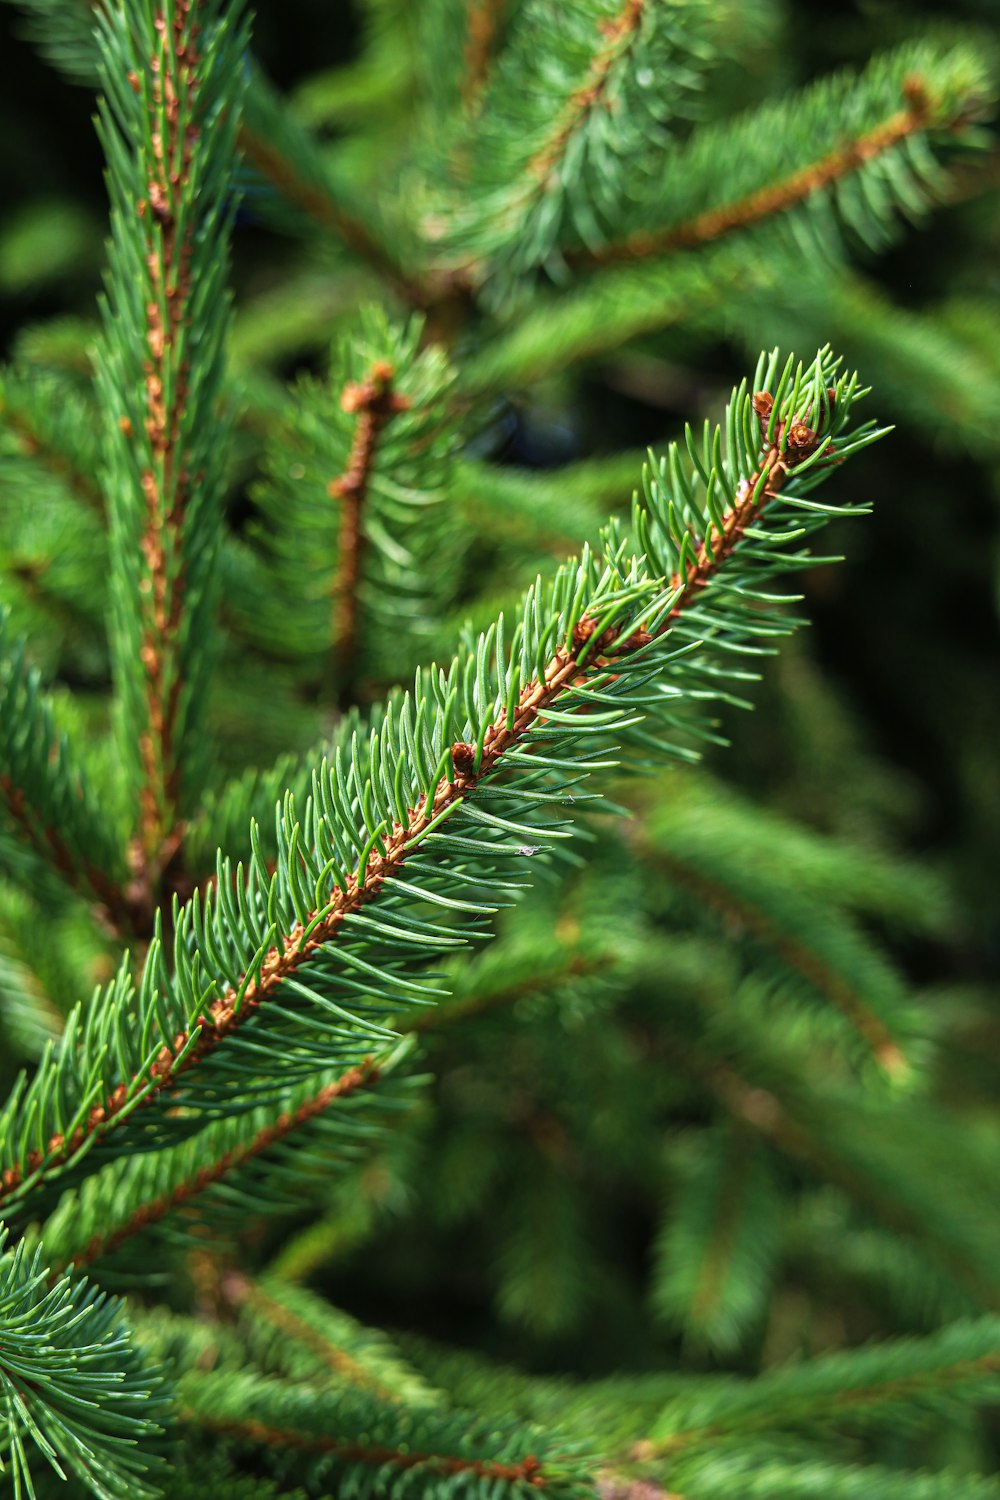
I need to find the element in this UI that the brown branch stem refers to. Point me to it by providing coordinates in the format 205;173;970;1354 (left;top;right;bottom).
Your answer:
63;951;602;1269
329;361;409;705
133;2;201;869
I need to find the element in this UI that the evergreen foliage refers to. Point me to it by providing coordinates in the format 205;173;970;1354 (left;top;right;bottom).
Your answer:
0;0;997;1497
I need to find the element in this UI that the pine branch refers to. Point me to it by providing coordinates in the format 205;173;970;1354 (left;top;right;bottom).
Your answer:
246;309;460;696
96;0;247;878
2;0;435;306
567;38;993;269
651;1125;780;1355
665;1451;1000;1500
787;1203;978;1331
575;82;931;267
723;270;1000;460
646;772;950;935
41;1048;420;1274
389;1338;691;1454
651;847;911;1075
522;0;648;184
0;366;103;514
438;0;711;283
0;350;883;1227
220;1275;439;1407
178;1367;593;1499
464;39;994;391
649;997;1000;1308
0;1230;167;1500
632;1316;1000;1460
0;612;131;925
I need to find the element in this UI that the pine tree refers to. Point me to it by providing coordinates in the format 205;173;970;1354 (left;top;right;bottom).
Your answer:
0;1;998;1497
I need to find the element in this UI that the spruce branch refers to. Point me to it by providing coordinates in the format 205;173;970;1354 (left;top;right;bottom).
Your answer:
0;349;883;1228
651;847;910;1075
218;1274;439;1407
663;1452;1000;1500
464;39;994;392
0;1230;167;1500
96;0;247;878
178;1367;592;1499
651;1125;781;1356
42;1049;419;1274
0;612;131;926
3;0;434;306
0;366;103;514
438;0;711;283
566;38;993;269
220;1274;404;1403
248;310;460;694
521;0;649;187
574;76;934;267
632;1316;1000;1460
653;999;1000;1307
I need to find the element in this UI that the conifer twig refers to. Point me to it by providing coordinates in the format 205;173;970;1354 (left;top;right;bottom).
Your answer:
220;1272;401;1402
51;946;599;1271
630;1344;1000;1461
98;0;245;922
0;772;132;929
653;849;907;1075
180;1408;549;1488
138;418;793;1073
699;1065;1000;1306
0;386;828;1209
65;1059;380;1271
515;0;648;215
329;360;410;703
569;78;935;268
0;399;103;513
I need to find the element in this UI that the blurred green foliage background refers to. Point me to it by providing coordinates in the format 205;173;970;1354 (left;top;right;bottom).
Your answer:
1;0;999;1393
